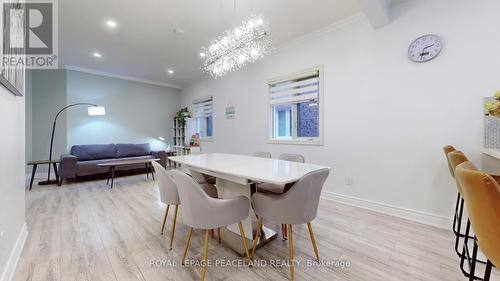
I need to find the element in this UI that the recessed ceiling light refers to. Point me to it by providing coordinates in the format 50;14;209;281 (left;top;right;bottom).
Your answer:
173;27;184;34
167;69;174;74
199;52;206;58
92;52;102;58
106;20;117;28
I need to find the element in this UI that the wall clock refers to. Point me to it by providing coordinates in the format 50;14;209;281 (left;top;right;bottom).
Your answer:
408;34;442;63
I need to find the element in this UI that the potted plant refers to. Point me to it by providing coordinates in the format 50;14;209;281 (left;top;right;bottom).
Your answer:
484;91;500;118
175;107;191;127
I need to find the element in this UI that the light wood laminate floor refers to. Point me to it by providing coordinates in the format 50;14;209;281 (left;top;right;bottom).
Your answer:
14;174;499;281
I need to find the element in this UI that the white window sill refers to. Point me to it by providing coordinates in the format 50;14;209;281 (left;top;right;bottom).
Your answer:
199;137;213;142
267;138;323;146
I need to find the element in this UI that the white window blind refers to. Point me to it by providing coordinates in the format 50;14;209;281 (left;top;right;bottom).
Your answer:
193;97;213;118
269;70;319;105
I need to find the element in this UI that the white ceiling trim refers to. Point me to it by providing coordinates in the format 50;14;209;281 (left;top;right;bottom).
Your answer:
64;65;183;89
275;13;365;52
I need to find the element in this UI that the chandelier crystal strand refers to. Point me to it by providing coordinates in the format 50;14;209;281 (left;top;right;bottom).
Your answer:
201;15;271;78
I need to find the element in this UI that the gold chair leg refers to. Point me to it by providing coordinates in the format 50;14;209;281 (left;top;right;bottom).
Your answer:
169;205;179;250
217;227;222;242
307;222;320;261
160;205;170;235
251;216;264;258
181;227;193;265
201;229;210;281
238;222;251;263
288;224;294;281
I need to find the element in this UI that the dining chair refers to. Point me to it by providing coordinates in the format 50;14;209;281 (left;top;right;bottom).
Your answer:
445;149;471;258
187;151;217;185
257;153;305;240
279;153;305;163
253;151;272;158
455;162;499;281
168;170;251;281
152;161;180;250
152;161;218;250
251;168;330;281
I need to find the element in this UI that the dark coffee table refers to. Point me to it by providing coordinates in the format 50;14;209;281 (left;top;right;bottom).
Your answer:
98;158;159;188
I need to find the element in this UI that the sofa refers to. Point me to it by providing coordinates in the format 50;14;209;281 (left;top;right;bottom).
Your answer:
59;143;166;183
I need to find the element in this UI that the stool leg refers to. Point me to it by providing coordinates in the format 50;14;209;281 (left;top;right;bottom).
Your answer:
468;238;479;281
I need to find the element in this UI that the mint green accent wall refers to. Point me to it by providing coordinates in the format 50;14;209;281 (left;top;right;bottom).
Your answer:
66;70;180;151
28;70;67;173
26;69;180;172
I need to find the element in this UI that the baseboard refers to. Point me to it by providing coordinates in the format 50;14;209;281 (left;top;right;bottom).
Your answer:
321;191;452;230
0;223;28;281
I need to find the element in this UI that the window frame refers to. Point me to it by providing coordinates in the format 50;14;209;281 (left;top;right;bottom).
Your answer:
267;66;324;146
192;96;214;142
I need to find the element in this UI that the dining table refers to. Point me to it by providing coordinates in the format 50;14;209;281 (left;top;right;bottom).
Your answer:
168;153;331;256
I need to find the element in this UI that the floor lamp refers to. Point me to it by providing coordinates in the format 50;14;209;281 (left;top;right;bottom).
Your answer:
38;103;106;185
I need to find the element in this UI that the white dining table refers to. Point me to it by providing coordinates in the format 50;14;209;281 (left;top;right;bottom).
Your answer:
168;153;331;255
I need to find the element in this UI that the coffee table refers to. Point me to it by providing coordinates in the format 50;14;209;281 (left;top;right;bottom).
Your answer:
98;158;159;188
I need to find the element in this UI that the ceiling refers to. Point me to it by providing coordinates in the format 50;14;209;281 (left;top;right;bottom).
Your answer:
59;0;361;87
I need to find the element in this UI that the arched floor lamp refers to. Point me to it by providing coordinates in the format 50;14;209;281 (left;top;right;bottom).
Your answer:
38;103;106;185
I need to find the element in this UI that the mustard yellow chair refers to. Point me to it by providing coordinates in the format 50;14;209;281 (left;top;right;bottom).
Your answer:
445;150;469;257
455;162;499;281
444;147;471;257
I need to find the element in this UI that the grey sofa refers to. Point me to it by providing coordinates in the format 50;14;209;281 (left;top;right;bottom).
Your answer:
59;143;166;183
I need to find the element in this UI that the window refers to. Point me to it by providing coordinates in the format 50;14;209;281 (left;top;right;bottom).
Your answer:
268;67;323;145
193;96;213;140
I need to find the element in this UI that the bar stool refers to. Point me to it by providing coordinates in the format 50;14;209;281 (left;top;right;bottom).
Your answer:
251;168;330;281
168;170;251;281
446;150;471;258
455;162;499;281
152;161;217;250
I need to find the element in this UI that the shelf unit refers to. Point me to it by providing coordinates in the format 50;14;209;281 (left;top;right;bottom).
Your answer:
172;118;190;156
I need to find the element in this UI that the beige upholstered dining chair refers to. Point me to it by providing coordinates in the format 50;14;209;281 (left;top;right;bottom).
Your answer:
257;153;306;240
258;153;306;194
251;168;330;281
279;153;305;163
253;151;272;158
153;161;217;250
152;161;180;250
168;170;251;281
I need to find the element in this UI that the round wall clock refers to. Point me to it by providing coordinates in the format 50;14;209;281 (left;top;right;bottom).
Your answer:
408;34;442;63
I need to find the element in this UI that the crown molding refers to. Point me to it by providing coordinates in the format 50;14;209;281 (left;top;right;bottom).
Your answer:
274;13;366;52
64;65;182;89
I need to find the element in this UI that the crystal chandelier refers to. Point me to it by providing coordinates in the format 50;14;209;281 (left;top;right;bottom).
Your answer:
201;15;271;78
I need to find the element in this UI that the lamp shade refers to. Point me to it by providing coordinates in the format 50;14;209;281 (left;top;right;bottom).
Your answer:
88;106;106;116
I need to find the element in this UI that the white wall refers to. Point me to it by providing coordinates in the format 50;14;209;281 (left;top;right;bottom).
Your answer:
66;70;181;151
181;0;500;226
0;86;26;279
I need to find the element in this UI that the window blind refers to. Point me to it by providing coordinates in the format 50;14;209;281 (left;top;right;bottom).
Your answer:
269;70;319;105
193;97;213;118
